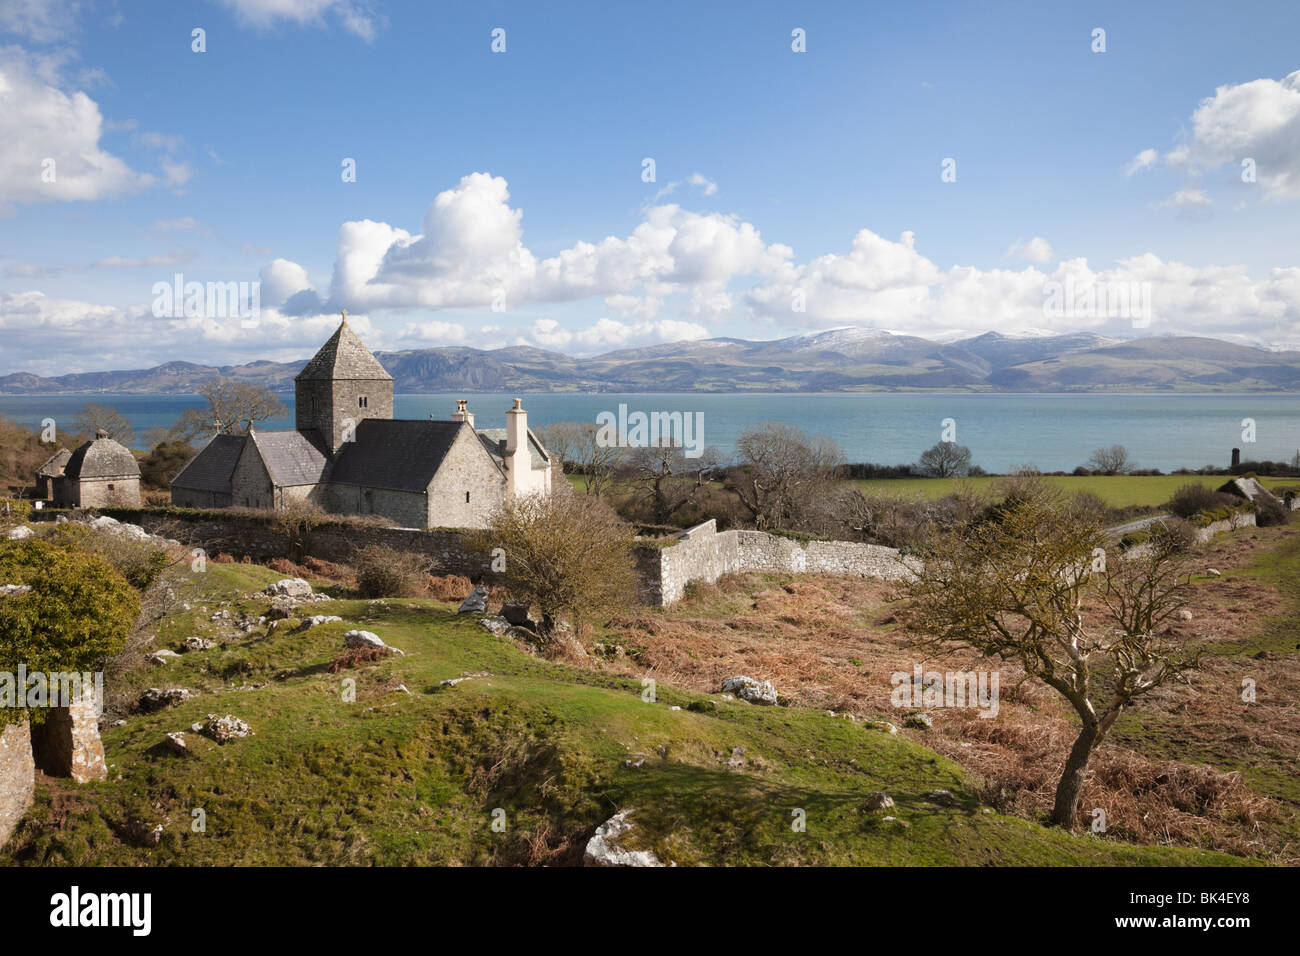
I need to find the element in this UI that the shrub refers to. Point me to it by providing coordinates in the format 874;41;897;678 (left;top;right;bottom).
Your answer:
39;521;171;591
0;497;32;527
0;540;138;726
1254;496;1289;527
352;545;430;598
1167;484;1236;519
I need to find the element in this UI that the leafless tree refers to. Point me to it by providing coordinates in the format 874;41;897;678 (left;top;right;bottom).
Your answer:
725;422;844;531
169;379;287;441
916;441;972;478
905;488;1200;828
624;440;721;526
537;421;626;497
1087;444;1131;475
74;403;136;445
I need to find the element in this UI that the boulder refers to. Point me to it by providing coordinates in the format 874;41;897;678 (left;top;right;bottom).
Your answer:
163;732;188;755
458;585;490;614
199;714;254;744
865;720;899;735
265;602;295;622
264;578;313;600
6;525;33;540
864;792;895;811
1176;608;1194;622
720;675;778;706
500;601;536;630
295;615;342;632
148;650;181;665
904;711;933;730
0;584;32;597
138;687;194;713
344;629;404;656
583;810;666;867
182;636;216;652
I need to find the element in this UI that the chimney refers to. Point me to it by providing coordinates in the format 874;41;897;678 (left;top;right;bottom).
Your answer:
1231;447;1241;469
451;399;475;428
505;398;526;497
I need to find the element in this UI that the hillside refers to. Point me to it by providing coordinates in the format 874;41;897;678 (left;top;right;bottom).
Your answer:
0;558;1251;866
3;330;1299;395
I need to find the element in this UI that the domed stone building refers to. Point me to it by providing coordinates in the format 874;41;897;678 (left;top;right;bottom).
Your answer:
53;430;142;508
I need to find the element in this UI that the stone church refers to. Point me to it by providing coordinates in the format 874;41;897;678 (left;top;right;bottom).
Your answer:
170;315;555;529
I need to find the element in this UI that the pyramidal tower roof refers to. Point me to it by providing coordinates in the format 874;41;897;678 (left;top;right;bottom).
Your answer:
295;311;393;382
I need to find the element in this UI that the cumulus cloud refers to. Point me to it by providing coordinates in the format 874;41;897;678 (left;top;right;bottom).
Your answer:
1164;69;1300;199
0;47;153;207
0;0;81;44
213;0;382;41
278;172;790;320
519;316;709;352
1006;236;1053;263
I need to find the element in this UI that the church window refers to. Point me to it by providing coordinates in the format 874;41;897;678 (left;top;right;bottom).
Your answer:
358;396;368;409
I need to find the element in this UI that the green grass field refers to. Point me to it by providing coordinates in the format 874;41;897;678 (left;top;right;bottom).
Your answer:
0;560;1253;866
852;474;1295;508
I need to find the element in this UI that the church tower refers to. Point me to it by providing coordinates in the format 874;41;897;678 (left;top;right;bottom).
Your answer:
295;311;394;455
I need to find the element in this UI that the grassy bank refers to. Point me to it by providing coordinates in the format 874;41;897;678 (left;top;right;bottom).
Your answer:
1;559;1251;866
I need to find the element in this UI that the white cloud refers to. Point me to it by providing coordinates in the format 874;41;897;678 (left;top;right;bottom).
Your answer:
1124;148;1158;176
1164;69;1300;199
279;172;790;320
520;316;708;352
213;0;382;41
1006;236;1053;263
652;172;718;202
0;47;153;207
91;250;195;269
0;0;81;44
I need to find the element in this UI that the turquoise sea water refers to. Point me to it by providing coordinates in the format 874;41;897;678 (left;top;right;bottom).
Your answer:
1;392;1297;473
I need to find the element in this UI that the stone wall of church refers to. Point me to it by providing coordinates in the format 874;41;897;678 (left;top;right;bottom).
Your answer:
229;443;274;509
426;429;508;529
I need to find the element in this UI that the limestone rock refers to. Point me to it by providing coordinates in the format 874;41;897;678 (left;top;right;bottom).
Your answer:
182;636;216;652
865;720;899;735
478;615;510;636
904;711;933;730
138;687;194;713
295;614;342;632
583;810;666;867
163;732;188;755
200;714;254;744
0;584;32;597
1176;608;1194;621
458;585;489;614
264;578;313;600
864;792;896;811
720;675;778;706
500;601;536;630
344;629;404;655
6;525;33;540
148;650;181;665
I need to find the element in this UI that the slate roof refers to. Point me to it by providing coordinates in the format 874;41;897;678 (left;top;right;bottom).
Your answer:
330;419;486;493
247;428;332;487
36;448;71;477
64;435;140;480
295;318;392;382
170;434;247;492
476;429;550;470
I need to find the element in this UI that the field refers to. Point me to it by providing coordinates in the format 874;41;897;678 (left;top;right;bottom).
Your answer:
852;474;1295;508
0;557;1254;867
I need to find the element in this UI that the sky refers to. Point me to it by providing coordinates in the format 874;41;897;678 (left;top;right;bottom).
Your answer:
1;0;1299;375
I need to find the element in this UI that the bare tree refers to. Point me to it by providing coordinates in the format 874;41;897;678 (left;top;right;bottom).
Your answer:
74;403;136;445
1086;445;1131;475
170;379;287;441
916;441;972;478
905;489;1200;828
725;423;844;531
624;440;721;526
470;492;638;636
540;421;625;497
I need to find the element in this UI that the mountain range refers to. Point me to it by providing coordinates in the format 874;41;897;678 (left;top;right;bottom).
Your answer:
4;329;1300;394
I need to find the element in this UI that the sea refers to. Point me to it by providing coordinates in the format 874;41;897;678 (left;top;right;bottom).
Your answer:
1;392;1297;474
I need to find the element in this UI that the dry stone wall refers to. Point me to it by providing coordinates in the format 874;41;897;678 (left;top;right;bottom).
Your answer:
0;722;34;849
643;520;913;605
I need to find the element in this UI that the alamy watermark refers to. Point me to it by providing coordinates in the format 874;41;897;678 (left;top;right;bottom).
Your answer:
0;667;104;712
595;403;706;458
1042;276;1152;328
151;272;261;329
891;664;999;718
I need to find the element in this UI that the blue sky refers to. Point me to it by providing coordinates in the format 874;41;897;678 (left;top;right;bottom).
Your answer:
2;0;1299;374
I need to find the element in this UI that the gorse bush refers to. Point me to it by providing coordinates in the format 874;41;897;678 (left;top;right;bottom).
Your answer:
1167;484;1237;519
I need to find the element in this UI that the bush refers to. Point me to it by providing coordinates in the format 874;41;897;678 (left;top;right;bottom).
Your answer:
0;540;138;726
0;497;32;527
1167;484;1236;519
352;545;430;598
1254;496;1290;527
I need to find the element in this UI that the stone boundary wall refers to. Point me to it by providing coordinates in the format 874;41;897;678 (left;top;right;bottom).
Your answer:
32;509;499;580
1194;511;1257;542
640;520;914;606
0;722;34;850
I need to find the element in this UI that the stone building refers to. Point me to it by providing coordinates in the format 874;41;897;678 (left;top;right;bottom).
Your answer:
51;430;141;508
34;447;71;500
171;314;554;529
